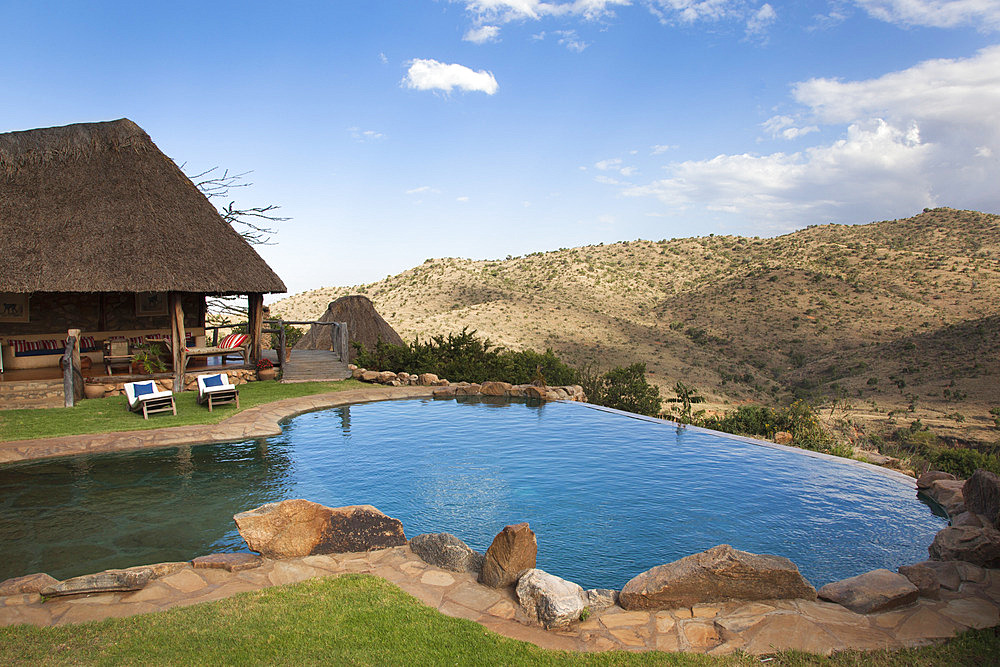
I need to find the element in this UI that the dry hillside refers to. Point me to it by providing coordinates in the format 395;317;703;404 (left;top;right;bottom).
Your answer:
273;208;1000;444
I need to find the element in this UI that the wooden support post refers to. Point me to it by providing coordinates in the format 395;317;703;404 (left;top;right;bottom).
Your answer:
278;322;287;369
169;293;186;392
63;329;82;407
339;322;349;363
248;293;264;363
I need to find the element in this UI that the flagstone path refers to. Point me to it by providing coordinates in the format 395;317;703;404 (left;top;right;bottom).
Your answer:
2;546;998;655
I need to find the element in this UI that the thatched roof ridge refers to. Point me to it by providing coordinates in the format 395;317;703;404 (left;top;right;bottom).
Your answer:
297;295;404;362
0;118;286;295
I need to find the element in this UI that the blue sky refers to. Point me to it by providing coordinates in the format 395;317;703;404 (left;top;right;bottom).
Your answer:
3;1;999;297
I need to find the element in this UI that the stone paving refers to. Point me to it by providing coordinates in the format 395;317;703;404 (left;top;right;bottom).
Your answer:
2;546;998;655
0;386;435;464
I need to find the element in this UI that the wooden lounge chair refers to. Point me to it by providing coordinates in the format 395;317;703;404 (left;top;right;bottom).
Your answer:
123;380;176;419
196;373;240;412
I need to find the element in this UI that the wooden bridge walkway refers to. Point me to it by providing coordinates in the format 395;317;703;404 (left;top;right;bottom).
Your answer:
278;349;351;383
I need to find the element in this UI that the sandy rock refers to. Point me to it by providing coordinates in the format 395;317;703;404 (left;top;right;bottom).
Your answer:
818;569;918;614
522;385;547;399
432;386;458;397
952;512;983;528
479;523;538;588
417;373;439;386
351;368;365;380
377;371;397;384
896;564;941;599
516;568;586;629
911;560;962;591
432;379;450;386
360;370;380;383
774;431;793;445
480;381;512;396
192;553;264;572
619;544;816;611
916;471;957;490
927;479;967;516
929;525;1000;568
0;573;59;596
455;383;482;396
41;568;153;597
409;533;484;574
234;499;406;559
963;469;1000;528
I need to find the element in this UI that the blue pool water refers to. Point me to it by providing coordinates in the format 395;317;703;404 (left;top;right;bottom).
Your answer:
0;397;946;588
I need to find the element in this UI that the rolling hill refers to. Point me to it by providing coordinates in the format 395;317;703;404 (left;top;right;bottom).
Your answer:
271;208;1000;445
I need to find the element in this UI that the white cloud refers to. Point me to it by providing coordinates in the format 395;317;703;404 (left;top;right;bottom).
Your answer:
464;25;501;43
378;52;388;64
652;144;677;154
402;59;499;95
618;46;1000;226
461;0;629;22
746;3;777;35
855;0;1000;30
457;196;471;202
406;186;441;195
595;158;623;170
556;29;590;51
348;127;385;142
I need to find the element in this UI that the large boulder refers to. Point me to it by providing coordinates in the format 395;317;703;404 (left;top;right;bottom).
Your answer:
417;373;439;386
817;569;919;614
409;533;484;573
916;471;957;490
0;572;59;596
897;563;941;599
516;568;586;629
295;295;404;363
479;523;537;588
618;544;816;610
480;381;512;396
40;568;152;597
928;525;1000;568
964;469;1000;528
234;500;406;559
927;479;967;516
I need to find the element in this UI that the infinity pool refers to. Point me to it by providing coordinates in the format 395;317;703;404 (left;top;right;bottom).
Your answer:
0;397;945;588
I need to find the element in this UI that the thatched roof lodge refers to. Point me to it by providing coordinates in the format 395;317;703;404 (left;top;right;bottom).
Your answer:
0;118;286;392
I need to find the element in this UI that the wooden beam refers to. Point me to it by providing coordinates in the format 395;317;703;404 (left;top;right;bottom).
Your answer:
169;292;186;392
248;293;264;363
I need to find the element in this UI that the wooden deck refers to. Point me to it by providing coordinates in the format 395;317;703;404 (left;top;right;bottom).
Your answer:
279;350;351;383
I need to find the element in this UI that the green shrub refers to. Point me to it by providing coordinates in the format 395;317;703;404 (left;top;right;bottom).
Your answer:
353;328;578;386
931;449;1000;478
586;363;662;417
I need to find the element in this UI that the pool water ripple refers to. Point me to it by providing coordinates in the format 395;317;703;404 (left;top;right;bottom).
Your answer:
0;398;945;588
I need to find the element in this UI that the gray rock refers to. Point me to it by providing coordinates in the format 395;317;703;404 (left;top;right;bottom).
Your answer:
0;572;59;596
818;569;919;614
963;469;1000;528
584;588;619;610
897;564;940;599
409;533;484;574
618;544;816;610
479;523;537;588
927;479;967;516
928;525;1000;568
516;568;586;629
41;568;152;597
916;471;957;490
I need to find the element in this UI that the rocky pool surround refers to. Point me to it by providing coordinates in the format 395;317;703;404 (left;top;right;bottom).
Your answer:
2;389;998;653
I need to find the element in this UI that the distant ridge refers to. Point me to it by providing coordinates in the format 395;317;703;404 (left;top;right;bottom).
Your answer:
273;208;1000;442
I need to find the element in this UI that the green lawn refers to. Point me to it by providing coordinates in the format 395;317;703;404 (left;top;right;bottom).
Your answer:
0;575;995;666
0;379;373;442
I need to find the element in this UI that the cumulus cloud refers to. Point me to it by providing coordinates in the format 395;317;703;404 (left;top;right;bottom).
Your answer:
855;0;1000;30
403;59;499;95
618;45;1000;227
556;29;590;50
464;24;501;42
746;3;777;35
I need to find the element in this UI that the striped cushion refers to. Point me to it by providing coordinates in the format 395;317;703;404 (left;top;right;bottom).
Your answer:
219;333;249;349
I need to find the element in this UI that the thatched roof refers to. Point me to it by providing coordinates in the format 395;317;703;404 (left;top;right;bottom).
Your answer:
0;119;286;295
297;295;404;361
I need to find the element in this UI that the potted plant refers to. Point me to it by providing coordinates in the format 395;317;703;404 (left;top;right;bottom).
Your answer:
130;342;167;375
256;358;277;381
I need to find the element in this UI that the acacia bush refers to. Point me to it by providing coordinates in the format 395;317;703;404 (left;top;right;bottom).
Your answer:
582;363;662;417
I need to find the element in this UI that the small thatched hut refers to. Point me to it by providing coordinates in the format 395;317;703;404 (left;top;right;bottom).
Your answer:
297;295;403;362
0;118;286;391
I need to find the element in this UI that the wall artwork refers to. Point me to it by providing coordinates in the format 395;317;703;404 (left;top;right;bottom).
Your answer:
135;292;168;317
0;293;29;323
